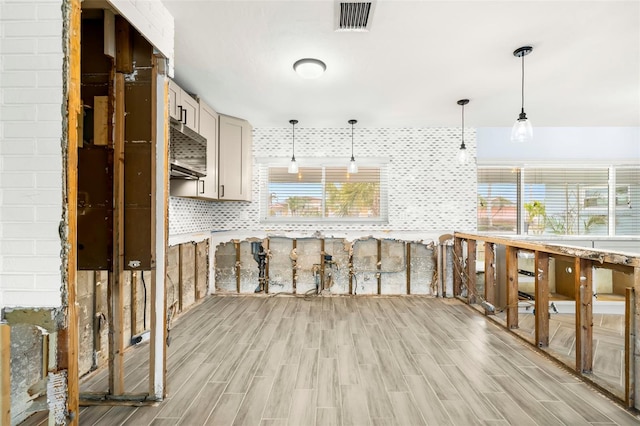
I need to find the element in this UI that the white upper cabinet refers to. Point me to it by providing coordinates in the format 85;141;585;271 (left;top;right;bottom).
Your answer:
219;114;252;201
197;101;219;199
168;79;199;133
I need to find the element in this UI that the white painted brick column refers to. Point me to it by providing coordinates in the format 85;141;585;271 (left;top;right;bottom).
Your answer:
0;0;64;308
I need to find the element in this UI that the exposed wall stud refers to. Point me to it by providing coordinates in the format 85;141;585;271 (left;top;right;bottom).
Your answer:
506;246;519;329
406;243;411;295
377;239;382;295
466;239;477;303
626;287;635;407
534;251;549;347
575;258;593;373
484;242;495;314
453;238;463;296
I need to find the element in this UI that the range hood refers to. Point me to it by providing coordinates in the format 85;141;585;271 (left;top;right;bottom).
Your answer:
169;119;207;179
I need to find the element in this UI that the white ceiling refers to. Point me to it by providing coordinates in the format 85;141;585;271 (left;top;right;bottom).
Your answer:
161;0;640;129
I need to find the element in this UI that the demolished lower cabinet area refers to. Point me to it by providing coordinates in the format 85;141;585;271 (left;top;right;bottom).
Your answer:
170;101;253;202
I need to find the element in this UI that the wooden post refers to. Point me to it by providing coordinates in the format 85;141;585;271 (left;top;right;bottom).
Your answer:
150;65;169;400
506;245;519;329
466;239;477;304
484;242;495;314
178;245;184;310
110;72;126;396
348;242;353;295
575;258;593;373
235;241;241;294
534;251;550;347
633;266;640;408
0;323;10;425
264;238;270;294
377;239;382;295
453;237;463;296
320;239;326;291
626;287;635;408
62;0;81;422
406;243;411;295
292;239;297;293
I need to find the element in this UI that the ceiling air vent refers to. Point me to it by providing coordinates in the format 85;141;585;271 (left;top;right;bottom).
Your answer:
335;1;375;32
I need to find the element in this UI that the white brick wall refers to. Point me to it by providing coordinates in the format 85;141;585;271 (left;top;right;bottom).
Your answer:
0;0;64;308
169;127;477;236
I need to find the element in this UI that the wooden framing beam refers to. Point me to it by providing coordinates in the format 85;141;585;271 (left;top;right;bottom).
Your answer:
178;245;184;310
453;238;463;296
484;242;495;314
575;257;593;373
109;72;126;396
626;287;635;408
534;251;550;348
63;0;81;422
264;238;270;294
454;232;640;268
406;243;411;295
633;267;640;408
466;239;477;304
150;59;168;399
506;246;519;329
235;241;241;294
0;323;10;425
292;239;297;293
377;239;382;295
349;242;353;295
320;238;326;292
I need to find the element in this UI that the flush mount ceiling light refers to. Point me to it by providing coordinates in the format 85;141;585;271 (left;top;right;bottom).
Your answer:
293;58;326;79
511;45;534;143
347;119;358;174
287;119;299;174
457;99;470;165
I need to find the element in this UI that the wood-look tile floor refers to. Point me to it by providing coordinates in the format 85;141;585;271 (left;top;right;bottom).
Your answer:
22;295;640;425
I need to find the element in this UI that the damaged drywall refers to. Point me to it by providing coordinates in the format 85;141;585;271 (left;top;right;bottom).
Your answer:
213;235;438;296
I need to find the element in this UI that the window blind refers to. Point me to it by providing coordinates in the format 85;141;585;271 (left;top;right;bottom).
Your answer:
615;167;640;235
477;168;518;233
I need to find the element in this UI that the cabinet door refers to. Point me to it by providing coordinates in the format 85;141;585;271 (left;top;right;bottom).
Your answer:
219;115;252;201
181;92;199;132
168;80;181;121
198;102;218;199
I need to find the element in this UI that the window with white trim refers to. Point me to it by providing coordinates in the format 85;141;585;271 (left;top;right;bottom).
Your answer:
478;166;640;236
261;160;388;223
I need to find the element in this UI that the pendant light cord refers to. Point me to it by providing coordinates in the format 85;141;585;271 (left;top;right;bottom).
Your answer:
461;103;465;145
350;123;354;159
291;121;296;160
521;53;525;111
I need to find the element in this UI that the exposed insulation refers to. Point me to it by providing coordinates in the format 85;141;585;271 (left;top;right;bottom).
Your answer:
295;239;323;294
266;237;294;293
353;238;379;294
196;241;208;299
409;243;436;295
215;241;238;293
180;244;196;308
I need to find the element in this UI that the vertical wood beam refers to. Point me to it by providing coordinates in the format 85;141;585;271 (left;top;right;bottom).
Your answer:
150;63;168;399
406;243;411;295
506;245;519;329
0;323;10;425
633;267;640;409
534;251;550;347
115;17;133;73
292;239;297;294
62;0;81;422
575;258;593;373
626;287;635;408
235;241;241;294
377;239;382;295
348;242;353;295
484;242;495;314
178;245;184;310
320;239;326;291
453;238;463;296
264;238;270;293
110;72;126;396
466;239;477;304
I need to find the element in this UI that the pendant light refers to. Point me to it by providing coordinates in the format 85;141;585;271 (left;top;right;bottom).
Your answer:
457;99;469;164
347;119;358;174
287;119;298;174
511;46;533;143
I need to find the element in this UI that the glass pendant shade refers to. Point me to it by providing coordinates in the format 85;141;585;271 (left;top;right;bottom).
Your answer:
348;158;358;174
511;112;533;143
288;158;298;173
511;46;533;143
457;145;468;164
